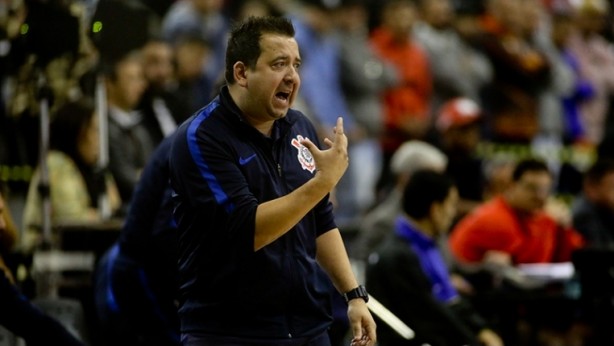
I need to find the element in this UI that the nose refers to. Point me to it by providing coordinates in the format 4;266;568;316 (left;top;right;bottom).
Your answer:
285;65;299;82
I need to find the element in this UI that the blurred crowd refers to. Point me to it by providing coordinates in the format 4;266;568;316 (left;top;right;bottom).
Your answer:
1;0;614;222
1;0;614;345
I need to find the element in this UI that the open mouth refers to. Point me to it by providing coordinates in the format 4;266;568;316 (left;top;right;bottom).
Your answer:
275;91;290;102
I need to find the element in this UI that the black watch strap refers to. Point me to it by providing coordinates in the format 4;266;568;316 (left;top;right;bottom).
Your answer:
344;285;369;303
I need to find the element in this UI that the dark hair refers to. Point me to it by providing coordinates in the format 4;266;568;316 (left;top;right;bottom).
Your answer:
584;158;614;185
225;16;295;84
50;98;96;163
101;50;142;81
511;158;551;182
401;169;455;219
50;98;104;207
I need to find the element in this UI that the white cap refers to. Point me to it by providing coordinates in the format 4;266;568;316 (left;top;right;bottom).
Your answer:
390;140;448;176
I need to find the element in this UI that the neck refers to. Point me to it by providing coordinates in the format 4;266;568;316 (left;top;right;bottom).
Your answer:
251;121;274;137
406;215;435;238
503;194;530;217
108;101;131;113
228;85;274;137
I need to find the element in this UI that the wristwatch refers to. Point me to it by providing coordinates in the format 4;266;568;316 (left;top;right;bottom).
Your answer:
344;285;369;303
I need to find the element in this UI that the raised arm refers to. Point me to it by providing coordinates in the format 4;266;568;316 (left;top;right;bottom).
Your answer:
254;117;349;250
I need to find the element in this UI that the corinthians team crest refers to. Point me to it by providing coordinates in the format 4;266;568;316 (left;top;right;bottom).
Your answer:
291;135;316;173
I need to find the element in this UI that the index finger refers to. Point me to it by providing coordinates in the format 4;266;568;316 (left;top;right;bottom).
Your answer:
334;116;344;136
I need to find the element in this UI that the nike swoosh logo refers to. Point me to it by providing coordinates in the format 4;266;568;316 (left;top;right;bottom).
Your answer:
239;153;257;165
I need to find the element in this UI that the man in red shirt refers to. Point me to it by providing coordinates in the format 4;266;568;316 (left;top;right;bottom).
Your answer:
449;158;584;266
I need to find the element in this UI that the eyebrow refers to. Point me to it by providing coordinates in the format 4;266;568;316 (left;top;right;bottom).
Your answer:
272;55;301;63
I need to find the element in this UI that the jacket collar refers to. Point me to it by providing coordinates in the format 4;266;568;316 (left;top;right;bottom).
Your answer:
218;85;298;142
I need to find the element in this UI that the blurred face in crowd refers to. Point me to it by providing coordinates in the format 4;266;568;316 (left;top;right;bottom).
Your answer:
432;187;459;236
78;112;100;167
507;170;553;213
175;40;209;82
382;1;418;39
518;0;543;37
237;0;272;22
488;0;524;34
574;6;609;36
142;41;174;91
551;14;574;50
236;33;301;124
106;55;147;111
335;4;368;32
421;0;454;29
585;171;614;212
442;122;482;153
305;5;336;34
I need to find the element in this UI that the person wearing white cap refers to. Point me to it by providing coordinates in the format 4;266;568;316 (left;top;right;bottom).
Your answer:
353;140;448;261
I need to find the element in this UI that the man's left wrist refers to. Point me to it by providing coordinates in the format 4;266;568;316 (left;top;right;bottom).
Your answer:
343;285;369;303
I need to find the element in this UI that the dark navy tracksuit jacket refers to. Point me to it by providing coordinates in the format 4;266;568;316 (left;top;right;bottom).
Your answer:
169;86;337;340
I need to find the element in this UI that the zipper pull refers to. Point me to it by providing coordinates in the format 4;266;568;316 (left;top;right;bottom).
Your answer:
277;163;282;177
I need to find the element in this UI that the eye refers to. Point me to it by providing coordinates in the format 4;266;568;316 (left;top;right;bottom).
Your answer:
293;62;301;70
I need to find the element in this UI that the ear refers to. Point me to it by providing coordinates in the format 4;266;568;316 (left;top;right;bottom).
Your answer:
233;61;248;87
429;203;441;221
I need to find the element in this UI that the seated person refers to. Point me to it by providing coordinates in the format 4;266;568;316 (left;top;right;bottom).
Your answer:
0;189;85;345
571;158;614;247
21;99;121;252
353;140;448;261
94;134;179;346
366;170;503;346
449;158;584;269
448;158;586;344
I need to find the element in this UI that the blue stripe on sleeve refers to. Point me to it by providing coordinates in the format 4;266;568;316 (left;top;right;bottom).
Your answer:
186;101;235;214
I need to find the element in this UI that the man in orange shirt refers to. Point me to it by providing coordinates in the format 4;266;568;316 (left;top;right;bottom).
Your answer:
370;0;432;194
449;158;584;267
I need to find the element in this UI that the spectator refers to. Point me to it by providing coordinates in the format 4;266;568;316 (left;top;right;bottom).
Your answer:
22;99;121;252
366;170;503;346
138;38;190;146
104;51;154;212
448;157;587;346
567;0;614;146
431;97;486;218
520;0;575;147
162;0;228;99
550;10;595;144
353;140;448;262
370;0;433;195
171;35;215;114
475;0;551;142
571;158;614;246
413;0;493;117
289;0;368;228
335;0;399;219
449;157;584;267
